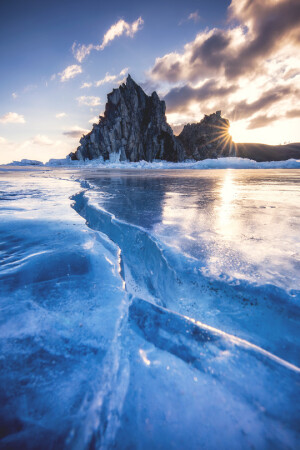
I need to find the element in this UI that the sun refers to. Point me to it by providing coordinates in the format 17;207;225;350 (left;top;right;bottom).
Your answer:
204;121;234;156
229;121;248;143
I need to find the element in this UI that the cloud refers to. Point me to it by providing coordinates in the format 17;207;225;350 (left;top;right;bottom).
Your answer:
89;116;99;124
100;17;143;50
72;17;144;62
63;130;84;138
80;82;93;89
179;10;201;25
59;64;82;82
0;112;25;124
32;134;54;145
72;43;93;64
285;109;300;119
95;68;128;87
164;80;237;112
246;107;300;130
151;0;300;83
148;0;300;141
190;31;231;68
171;124;185;135
188;11;201;22
226;0;300;79
12;92;17;99
63;126;90;139
229;85;296;120
0;136;7;144
95;73;118;87
80;68;129;89
76;96;101;107
247;114;280;130
150;28;238;83
55;112;67;119
119;67;129;77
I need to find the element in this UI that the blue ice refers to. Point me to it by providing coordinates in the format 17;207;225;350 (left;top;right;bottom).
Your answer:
0;166;299;449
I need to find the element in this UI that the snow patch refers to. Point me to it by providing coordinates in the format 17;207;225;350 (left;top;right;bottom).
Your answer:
44;156;300;169
4;156;300;169
8;159;44;166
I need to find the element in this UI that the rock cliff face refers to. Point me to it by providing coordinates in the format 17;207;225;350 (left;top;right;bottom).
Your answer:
178;111;235;160
70;75;185;162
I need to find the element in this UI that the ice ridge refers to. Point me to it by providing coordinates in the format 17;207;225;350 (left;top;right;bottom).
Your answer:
71;187;300;367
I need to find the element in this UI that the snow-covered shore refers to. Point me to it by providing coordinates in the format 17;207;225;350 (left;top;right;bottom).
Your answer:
6;155;300;169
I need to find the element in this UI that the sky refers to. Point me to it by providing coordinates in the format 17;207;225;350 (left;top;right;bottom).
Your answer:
0;0;299;163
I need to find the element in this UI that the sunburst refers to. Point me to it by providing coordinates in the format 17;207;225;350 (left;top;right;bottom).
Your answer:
204;122;235;156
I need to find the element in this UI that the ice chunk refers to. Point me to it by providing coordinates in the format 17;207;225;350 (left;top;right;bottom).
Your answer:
7;159;44;166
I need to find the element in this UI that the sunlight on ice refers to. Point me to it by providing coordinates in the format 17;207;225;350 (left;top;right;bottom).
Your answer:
82;239;95;250
162;191;201;240
105;256;114;266
216;170;238;237
139;349;151;366
117;249;126;290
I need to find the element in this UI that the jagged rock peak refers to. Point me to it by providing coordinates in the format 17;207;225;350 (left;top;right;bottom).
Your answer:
69;74;185;162
178;111;235;160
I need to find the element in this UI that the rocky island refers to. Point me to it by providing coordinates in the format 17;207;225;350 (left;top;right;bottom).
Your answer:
69;75;300;163
70;75;185;162
69;75;234;163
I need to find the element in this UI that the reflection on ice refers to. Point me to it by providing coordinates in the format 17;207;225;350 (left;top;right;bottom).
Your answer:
217;169;237;236
139;348;151;366
151;170;300;292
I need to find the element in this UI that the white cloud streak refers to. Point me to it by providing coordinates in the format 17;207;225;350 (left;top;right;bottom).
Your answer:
55;112;67;119
80;82;93;89
59;64;82;82
63;126;90;138
179;10;201;25
72;17;144;62
76;96;101;107
81;68;129;89
95;73;118;87
89;116;99;124
0;112;25;124
32;135;54;145
188;11;200;22
100;17;143;50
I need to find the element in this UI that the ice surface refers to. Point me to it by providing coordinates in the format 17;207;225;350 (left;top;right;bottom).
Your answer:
0;166;299;449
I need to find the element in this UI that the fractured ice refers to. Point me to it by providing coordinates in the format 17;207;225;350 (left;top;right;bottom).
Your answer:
0;166;299;449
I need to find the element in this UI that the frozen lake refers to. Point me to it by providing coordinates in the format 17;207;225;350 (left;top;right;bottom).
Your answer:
0;166;299;449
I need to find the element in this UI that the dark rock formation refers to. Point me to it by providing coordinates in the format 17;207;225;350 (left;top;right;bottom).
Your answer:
69;75;185;162
178;111;235;160
70;76;298;164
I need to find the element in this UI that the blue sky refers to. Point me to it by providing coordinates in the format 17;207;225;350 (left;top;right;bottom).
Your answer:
0;0;299;163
